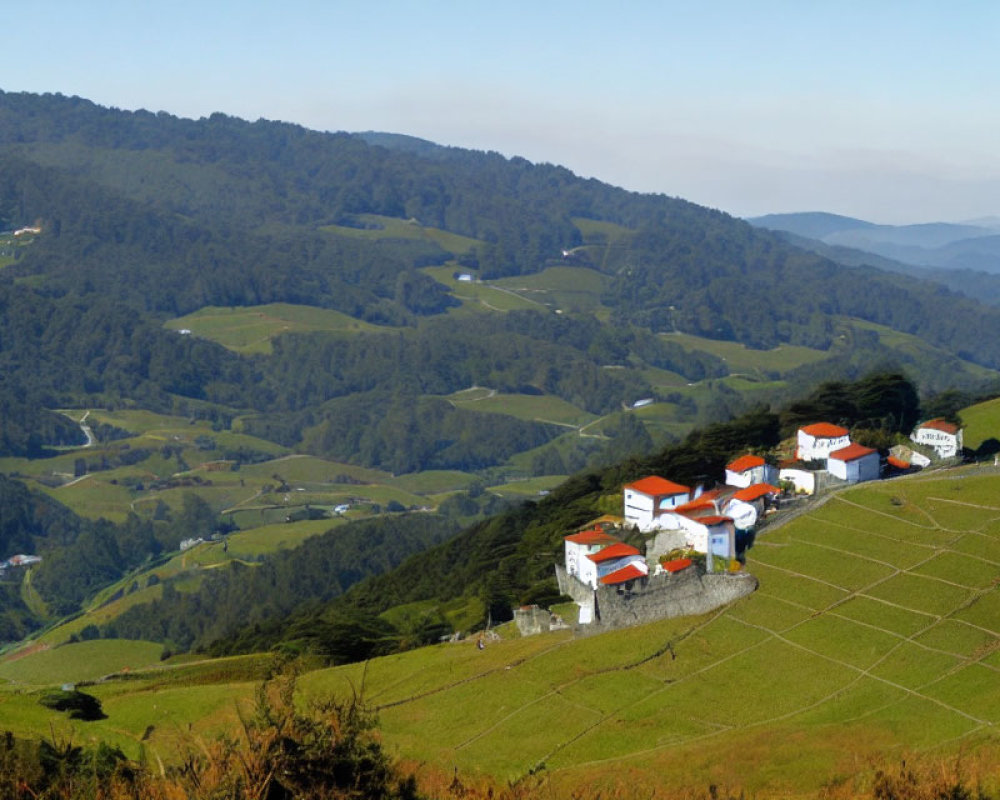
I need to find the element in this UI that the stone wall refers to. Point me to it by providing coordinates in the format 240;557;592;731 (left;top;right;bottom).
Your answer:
589;567;757;632
644;529;686;564
513;605;552;636
556;562;757;636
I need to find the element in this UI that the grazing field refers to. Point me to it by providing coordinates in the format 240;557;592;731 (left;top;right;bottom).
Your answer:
961;397;1000;451
447;389;596;428
388;469;478;494
164;303;387;354
0;639;165;685
7;465;1000;795
300;467;1000;796
663;332;831;375
320;214;481;255
492;266;610;312
486;475;569;497
422;265;545;312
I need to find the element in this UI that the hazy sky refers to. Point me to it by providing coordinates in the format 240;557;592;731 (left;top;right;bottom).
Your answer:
5;1;999;224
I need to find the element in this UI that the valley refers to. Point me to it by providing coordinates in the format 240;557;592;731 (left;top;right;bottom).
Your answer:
2;90;1000;796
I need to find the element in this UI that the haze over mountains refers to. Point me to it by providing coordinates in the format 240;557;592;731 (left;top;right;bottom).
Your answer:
3;88;1000;797
750;211;1000;273
1;88;1000;640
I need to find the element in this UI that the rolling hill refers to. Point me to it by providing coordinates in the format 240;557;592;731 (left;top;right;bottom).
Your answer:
3;89;1000;654
2;465;999;797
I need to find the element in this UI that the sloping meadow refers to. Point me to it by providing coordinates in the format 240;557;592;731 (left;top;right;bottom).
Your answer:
3;467;1000;796
303;468;1000;795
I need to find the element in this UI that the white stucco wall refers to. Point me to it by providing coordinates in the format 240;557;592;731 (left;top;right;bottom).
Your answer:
779;468;816;495
798;430;850;461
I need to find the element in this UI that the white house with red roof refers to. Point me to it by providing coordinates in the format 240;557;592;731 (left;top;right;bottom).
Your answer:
623;476;691;531
599;562;649;587
827;442;880;483
649;492;737;561
797;423;851;461
910;419;964;459
723;483;779;528
580;542;647;590
724;454;777;488
564;529;620;582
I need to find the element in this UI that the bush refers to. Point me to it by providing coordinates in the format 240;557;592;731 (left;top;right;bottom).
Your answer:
38;690;107;721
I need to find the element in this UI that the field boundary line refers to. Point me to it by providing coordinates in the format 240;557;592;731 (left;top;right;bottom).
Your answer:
925;496;1000;512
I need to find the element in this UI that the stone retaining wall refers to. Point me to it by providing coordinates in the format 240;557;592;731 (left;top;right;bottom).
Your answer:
554;563;757;636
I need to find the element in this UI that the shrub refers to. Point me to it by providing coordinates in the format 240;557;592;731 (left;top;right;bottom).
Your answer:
38;690;107;721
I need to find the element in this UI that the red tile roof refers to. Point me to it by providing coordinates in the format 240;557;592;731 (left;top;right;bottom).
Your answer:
726;454;765;473
800;422;849;439
587;543;641;563
829;443;877;462
732;483;780;502
564;529;620;546
624;476;690;497
918;418;959;435
600;563;648;585
673;498;718;516
697;515;733;526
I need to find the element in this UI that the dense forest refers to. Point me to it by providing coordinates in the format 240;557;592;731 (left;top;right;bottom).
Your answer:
4;92;1000;654
2;91;1000;473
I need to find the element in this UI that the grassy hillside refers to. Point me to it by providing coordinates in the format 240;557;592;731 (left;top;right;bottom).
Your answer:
2;466;1000;795
305;467;1000;795
962;397;1000;451
164;303;390;354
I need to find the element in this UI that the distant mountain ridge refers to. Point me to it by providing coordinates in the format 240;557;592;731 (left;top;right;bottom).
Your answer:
2;88;1000;474
750;211;1000;272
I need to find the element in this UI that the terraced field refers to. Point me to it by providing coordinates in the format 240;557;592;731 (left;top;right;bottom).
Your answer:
3;467;1000;795
305;467;1000;795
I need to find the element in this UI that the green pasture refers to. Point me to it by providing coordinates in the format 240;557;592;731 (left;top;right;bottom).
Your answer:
388;470;478;494
662;332;831;376
238;454;392;486
447;389;595;427
223;518;340;558
630;402;695;442
961;397;1000;451
639;365;692;389
81;409;290;449
422;265;544;312
33;524;326;647
320;214;429;240
492;266;609;312
164;303;387;354
504;429;603;475
571;217;634;242
422;227;482;255
36;475;137;523
38;584;166;646
0;231;37;269
486;475;568;498
6;462;1000;795
0;639;165;686
288;468;1000;794
320;214;481;255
